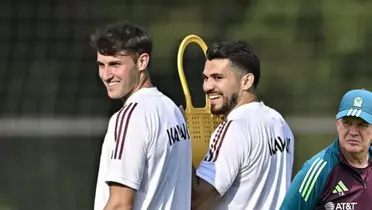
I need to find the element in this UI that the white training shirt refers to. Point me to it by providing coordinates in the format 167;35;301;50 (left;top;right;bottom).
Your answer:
196;102;294;210
94;87;192;210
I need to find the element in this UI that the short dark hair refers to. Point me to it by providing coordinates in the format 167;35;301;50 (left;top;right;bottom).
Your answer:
206;40;261;89
90;21;152;62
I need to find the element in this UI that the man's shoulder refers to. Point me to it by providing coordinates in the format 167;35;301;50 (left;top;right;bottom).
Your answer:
302;143;340;177
233;103;287;124
284;143;339;206
106;102;147;129
229;114;287;134
111;94;183;126
129;88;178;111
212;120;246;136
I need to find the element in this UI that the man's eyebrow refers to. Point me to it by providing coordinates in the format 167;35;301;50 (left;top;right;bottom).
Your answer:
203;73;224;76
108;61;121;65
96;60;121;65
210;73;224;77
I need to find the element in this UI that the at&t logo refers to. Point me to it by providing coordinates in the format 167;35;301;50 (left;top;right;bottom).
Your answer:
325;202;357;210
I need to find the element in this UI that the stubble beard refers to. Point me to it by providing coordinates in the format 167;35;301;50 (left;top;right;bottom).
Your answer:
210;93;238;116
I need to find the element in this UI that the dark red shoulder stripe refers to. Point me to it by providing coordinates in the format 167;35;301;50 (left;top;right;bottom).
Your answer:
114;107;125;142
117;103;138;159
205;121;228;162
111;107;125;159
112;103;137;160
212;120;233;162
212;122;228;151
112;103;136;159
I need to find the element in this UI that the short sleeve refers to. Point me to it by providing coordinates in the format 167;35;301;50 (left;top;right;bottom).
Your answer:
196;120;247;196
280;157;328;210
105;102;148;190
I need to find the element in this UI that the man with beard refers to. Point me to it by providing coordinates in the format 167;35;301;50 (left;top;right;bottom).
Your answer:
191;41;295;210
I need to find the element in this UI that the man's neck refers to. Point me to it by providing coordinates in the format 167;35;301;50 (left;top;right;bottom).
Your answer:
224;92;257;117
341;148;369;168
121;71;153;102
133;71;153;92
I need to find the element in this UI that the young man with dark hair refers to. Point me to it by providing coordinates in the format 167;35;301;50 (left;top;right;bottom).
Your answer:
191;41;295;210
91;21;192;210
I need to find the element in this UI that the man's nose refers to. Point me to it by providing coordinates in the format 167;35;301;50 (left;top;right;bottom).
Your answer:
203;79;215;93
101;67;113;81
349;124;360;135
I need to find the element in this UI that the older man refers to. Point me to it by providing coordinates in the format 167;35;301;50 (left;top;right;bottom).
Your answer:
280;89;372;210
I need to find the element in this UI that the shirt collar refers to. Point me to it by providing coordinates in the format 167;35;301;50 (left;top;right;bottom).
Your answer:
227;101;263;120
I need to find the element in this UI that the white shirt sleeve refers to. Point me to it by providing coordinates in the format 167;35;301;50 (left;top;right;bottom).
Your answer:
105;102;148;190
196;120;248;196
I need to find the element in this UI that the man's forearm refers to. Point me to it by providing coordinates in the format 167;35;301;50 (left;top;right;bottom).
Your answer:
191;166;220;210
104;182;136;210
192;180;220;210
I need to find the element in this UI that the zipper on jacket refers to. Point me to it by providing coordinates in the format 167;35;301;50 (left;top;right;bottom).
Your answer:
340;160;367;189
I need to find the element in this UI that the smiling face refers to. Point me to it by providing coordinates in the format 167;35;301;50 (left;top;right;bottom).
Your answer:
97;52;140;99
202;59;242;116
336;116;372;155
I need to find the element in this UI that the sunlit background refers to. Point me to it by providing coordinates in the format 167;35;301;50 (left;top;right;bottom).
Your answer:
1;0;372;209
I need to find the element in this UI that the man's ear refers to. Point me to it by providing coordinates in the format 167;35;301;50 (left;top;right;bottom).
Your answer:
336;119;342;130
241;73;254;91
137;53;150;71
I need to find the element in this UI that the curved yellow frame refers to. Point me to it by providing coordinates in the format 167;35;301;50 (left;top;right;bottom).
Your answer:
177;34;210;113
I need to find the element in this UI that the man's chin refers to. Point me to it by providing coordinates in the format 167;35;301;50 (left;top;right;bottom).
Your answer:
345;145;364;154
210;107;225;116
108;95;121;99
107;91;124;99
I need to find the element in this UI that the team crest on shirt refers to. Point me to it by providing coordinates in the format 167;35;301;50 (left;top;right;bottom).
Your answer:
353;97;363;108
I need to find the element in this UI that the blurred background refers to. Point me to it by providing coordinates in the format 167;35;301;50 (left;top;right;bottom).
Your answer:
0;0;372;209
